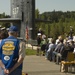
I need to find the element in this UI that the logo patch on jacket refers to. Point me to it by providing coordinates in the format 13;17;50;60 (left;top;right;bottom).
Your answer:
2;41;15;55
4;56;10;61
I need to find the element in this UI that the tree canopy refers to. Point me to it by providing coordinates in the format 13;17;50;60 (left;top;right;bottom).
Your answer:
35;10;75;39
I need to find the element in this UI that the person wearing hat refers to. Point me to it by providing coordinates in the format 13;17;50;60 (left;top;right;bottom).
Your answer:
0;25;25;75
1;27;6;31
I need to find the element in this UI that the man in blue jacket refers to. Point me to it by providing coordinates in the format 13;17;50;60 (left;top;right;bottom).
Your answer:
0;25;25;75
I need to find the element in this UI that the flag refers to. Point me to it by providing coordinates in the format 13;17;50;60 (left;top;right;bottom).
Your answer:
25;26;29;40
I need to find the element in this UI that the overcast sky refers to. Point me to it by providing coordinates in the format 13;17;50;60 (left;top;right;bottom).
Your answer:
0;0;10;15
36;0;75;13
0;0;75;15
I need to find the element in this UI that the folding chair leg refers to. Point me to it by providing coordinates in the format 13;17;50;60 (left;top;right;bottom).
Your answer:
73;64;75;72
64;65;68;72
60;63;61;72
60;64;68;72
68;65;72;72
60;64;65;72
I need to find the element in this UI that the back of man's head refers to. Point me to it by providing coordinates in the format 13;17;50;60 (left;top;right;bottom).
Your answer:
8;25;18;37
9;26;18;32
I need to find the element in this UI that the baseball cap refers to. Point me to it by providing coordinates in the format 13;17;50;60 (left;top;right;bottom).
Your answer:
1;27;6;30
9;26;18;32
37;33;41;36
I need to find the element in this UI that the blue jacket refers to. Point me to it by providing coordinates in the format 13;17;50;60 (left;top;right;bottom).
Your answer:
0;36;22;69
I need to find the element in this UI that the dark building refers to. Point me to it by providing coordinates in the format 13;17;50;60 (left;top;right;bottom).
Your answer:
11;0;35;39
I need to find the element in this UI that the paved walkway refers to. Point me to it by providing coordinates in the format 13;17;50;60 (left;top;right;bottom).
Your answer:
26;44;37;50
22;55;75;75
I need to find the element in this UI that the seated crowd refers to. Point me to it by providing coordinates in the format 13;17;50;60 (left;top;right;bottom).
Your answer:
45;35;74;62
36;34;75;72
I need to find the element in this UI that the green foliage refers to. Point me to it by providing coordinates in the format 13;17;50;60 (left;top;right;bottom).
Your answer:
35;9;39;19
26;49;36;55
35;10;75;40
0;13;10;27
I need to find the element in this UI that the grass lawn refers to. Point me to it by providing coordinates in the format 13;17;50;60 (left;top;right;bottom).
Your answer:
26;49;37;55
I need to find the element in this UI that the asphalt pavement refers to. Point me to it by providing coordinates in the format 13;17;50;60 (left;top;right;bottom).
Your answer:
22;55;75;75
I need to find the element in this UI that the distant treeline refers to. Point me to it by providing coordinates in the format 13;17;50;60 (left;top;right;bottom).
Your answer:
35;9;75;39
0;10;75;40
0;12;10;28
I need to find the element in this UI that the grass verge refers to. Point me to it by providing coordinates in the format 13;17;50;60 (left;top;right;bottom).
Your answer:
26;49;36;55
